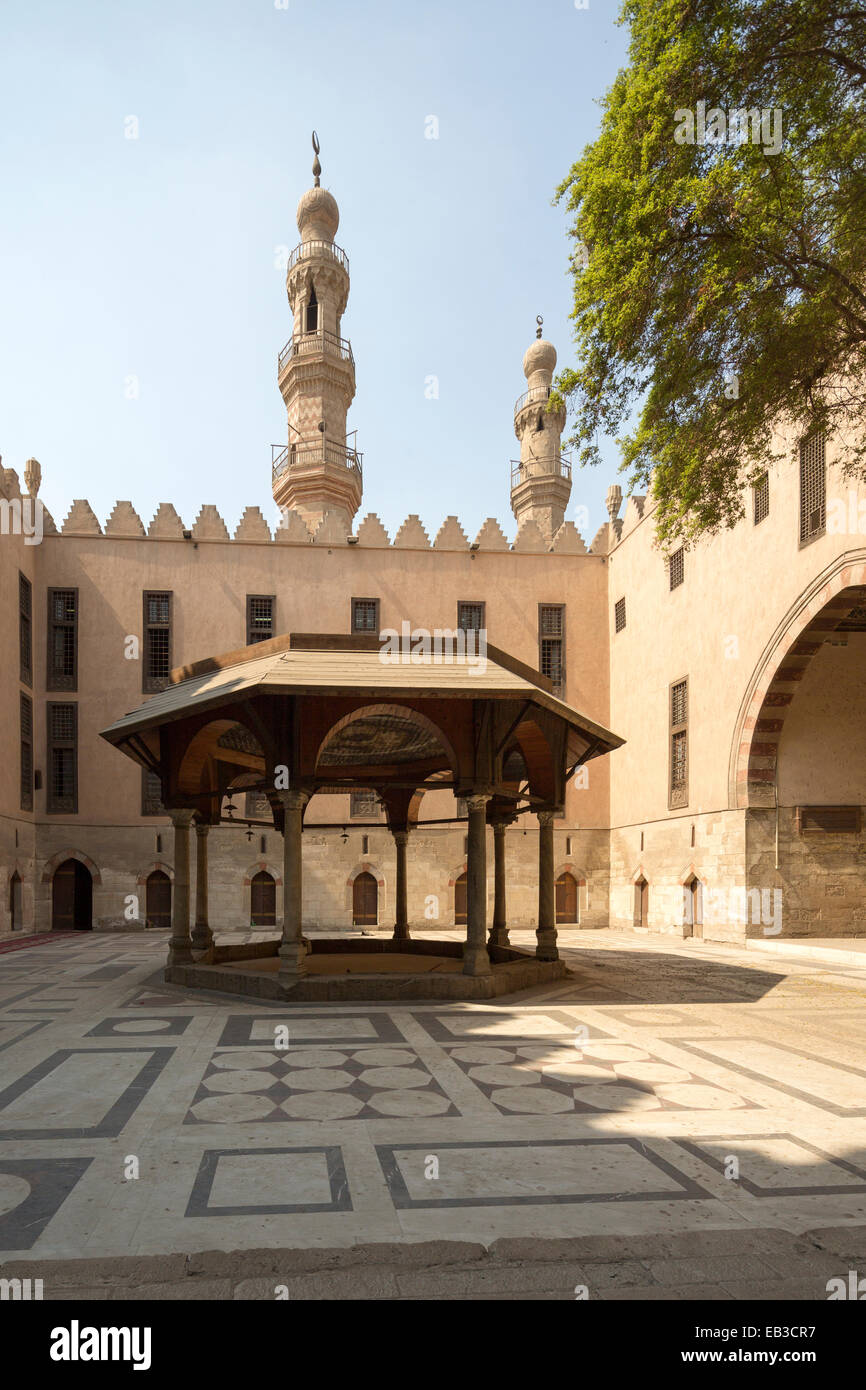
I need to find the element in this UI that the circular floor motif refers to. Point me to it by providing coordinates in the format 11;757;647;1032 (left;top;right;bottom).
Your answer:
613;1061;693;1085
350;1048;417;1067
286;1067;354;1091
656;1082;746;1109
280;1092;364;1121
468;1064;540;1088
580;1043;651;1063
283;1049;349;1069
450;1045;515;1066
110;1019;173;1033
491;1086;574;1114
191;1093;274;1123
573;1083;663;1112
210;1050;279;1070
367;1090;451;1117
357;1067;431;1090
203;1069;276;1094
0;1173;31;1216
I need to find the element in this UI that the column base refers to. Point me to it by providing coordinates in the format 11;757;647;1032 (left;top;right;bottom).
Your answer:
278;940;308;991
191;924;214;952
488;926;510;948
167;940;193;967
462;944;492;976
535;929;559;962
391;925;411;944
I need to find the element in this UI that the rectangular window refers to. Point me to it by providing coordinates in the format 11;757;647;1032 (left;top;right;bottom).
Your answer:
753;473;770;526
19;573;32;685
143;591;172;692
141;767;164;816
245;791;271;819
799;432;826;543
47;701;77;813
796;805;861;835
457;601;485;633
614;597;626;633
351;598;379;633
539;604;565;693
668;548;685;591
669;678;688;809
350;788;381;819
47;588;78;691
246;595;274;645
20;694;33;812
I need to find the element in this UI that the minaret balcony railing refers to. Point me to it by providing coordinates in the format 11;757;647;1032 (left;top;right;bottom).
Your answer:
278;329;354;375
510;455;572;489
272;440;363;484
286;240;350;274
513;385;556;417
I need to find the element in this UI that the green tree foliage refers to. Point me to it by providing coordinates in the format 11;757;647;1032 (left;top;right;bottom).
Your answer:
556;0;866;544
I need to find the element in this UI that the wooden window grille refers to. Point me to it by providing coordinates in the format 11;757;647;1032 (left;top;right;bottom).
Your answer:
614;597;626;633
669;678;688;808
143;591;172;692
799;432;826;542
351;598;379;633
457;601;485;633
668;548;685;590
47;588;78;690
350;788;380;819
753;473;770;525
19;573;32;685
539;604;565;693
246;595;274;645
20;693;33;811
47;701;77;813
795;805;860;835
141;768;164;816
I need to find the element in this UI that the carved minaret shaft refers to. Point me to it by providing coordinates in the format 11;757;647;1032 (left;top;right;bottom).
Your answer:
510;318;570;542
272;135;362;529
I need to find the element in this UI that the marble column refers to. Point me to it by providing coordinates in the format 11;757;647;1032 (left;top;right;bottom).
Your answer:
463;793;492;976
536;810;559;961
190;822;213;953
392;830;410;944
488;821;510;948
278;789;309;993
167;809;195;967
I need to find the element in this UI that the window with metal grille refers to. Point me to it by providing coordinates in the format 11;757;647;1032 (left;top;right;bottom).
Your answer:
351;598;379;633
245;791;272;820
614;597;626;633
47;702;77;813
753;473;770;525
20;694;33;811
246;595;274;645
143;591;172;692
457;601;485;633
669;678;688;808
47;588;77;690
668;548;685;590
141;767;164;816
350;788;380;819
799;432;826;542
539;604;565;693
19;573;32;685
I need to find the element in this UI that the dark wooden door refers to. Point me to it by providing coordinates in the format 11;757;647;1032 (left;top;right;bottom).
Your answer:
353;871;378;926
146;871;172;929
52;859;92;930
639;879;649;928
454;871;467;926
691;879;702;938
250;870;276;927
555;871;578;924
10;873;22;931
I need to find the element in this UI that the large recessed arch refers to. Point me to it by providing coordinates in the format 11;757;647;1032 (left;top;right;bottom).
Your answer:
315;702;458;780
729;555;866;808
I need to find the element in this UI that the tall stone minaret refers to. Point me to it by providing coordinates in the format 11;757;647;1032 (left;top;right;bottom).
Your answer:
272;134;361;530
510;318;570;542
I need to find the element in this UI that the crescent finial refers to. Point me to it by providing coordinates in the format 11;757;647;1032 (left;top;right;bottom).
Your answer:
312;130;321;187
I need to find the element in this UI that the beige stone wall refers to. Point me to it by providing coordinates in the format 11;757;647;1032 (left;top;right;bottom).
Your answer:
0;470;38;934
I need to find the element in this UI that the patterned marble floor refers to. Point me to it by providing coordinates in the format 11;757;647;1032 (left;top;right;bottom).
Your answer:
1;927;866;1259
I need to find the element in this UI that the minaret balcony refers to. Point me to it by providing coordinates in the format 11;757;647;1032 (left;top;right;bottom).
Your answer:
514;384;554;417
272;440;363;485
510;455;572;489
286;240;350;274
278;329;354;381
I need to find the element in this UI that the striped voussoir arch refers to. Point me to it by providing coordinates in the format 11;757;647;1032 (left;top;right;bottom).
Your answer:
736;569;866;808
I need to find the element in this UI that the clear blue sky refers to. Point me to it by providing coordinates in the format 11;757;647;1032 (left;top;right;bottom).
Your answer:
0;0;630;543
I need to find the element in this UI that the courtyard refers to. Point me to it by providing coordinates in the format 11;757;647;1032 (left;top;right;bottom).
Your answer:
1;926;866;1299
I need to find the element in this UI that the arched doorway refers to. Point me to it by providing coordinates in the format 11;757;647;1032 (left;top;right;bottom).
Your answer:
555;871;578;924
454;871;467;926
251;870;276;927
683;877;703;938
9;873;22;931
634;876;649;930
52;859;93;931
352;871;378;927
145;870;171;929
